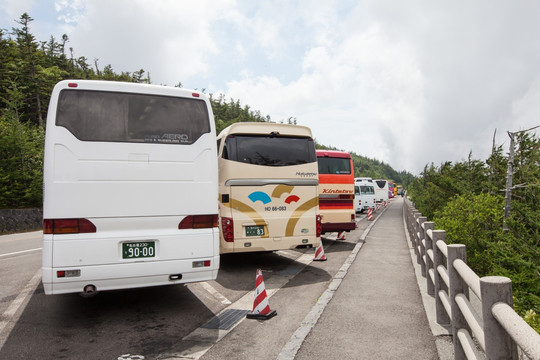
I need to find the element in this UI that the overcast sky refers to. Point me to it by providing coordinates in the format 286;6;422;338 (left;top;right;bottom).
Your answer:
2;0;539;174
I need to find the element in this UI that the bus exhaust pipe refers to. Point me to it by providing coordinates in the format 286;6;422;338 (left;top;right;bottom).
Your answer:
80;284;98;298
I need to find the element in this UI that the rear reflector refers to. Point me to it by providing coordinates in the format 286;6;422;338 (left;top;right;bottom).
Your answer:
43;218;96;234
57;269;81;278
192;260;211;268
316;215;322;237
178;214;218;229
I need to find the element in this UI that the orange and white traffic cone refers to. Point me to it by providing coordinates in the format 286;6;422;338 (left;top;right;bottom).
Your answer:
313;243;327;261
384;200;388;208
246;269;277;320
337;231;346;240
367;208;373;221
376;203;380;212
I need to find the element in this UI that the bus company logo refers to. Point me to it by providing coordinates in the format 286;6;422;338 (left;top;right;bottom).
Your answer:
144;133;189;143
321;189;354;194
248;191;300;205
296;172;317;178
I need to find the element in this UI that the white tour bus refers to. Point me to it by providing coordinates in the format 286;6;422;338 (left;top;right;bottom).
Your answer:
42;80;219;295
217;122;321;253
373;179;389;203
354;177;376;213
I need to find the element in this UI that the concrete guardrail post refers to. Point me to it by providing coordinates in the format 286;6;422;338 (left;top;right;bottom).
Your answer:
480;276;518;360
448;244;469;360
432;230;450;325
412;212;420;259
418;216;427;272
423;221;435;295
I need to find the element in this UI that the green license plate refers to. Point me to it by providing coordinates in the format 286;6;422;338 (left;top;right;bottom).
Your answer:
245;225;265;237
122;241;155;259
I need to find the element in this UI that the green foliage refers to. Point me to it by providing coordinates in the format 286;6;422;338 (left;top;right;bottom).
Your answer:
209;93;269;134
411;133;540;328
433;193;504;275
0;83;44;207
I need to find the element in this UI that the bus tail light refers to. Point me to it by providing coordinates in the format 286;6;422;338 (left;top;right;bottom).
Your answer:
178;214;218;229
43;218;96;234
221;217;234;242
316;215;322;237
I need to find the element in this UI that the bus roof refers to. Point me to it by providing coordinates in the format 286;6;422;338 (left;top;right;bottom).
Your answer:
217;122;313;139
316;150;351;159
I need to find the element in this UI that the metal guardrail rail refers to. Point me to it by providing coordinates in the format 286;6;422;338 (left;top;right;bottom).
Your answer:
404;197;540;360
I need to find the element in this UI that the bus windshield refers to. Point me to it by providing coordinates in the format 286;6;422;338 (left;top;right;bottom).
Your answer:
223;135;316;166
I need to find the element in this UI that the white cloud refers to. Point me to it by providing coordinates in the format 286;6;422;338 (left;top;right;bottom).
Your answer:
224;21;425;172
64;0;233;85
0;0;34;19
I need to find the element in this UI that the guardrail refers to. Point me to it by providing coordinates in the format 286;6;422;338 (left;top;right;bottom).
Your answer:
403;197;540;360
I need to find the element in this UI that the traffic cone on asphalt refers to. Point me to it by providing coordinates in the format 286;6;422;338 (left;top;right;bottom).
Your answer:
384;200;388;208
367;208;373;221
246;269;277;320
337;231;346;240
376;203;380;212
313;243;327;261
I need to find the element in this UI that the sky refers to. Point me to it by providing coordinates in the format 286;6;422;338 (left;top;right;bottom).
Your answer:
1;0;540;175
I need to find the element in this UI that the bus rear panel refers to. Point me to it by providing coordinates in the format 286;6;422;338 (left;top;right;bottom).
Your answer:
42;80;219;295
316;150;356;233
217;123;320;253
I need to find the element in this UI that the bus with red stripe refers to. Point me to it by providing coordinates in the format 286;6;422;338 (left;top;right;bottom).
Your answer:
316;150;356;234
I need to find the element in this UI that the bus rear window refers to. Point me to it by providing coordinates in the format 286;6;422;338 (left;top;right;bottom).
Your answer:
360;186;375;195
223;135;316;166
56;89;210;144
317;157;351;174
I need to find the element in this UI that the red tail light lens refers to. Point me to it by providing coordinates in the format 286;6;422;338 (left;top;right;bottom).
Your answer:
316;215;322;237
43;218;96;234
178;214;218;229
221;217;234;242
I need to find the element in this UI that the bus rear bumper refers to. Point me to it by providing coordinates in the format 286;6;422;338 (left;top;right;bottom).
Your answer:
42;256;220;295
321;222;356;233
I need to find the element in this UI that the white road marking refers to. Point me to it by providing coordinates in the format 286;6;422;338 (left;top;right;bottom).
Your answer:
0;269;42;351
0;248;42;259
198;282;232;305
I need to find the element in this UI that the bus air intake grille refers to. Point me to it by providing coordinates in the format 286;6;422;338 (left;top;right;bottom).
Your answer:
202;309;249;330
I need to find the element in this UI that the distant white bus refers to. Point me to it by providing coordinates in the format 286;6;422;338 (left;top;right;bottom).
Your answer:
217;122;321;253
354;178;376;213
42;80;219;295
373;179;389;203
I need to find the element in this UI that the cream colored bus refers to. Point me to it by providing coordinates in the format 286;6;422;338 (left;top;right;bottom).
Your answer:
217;122;321;253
